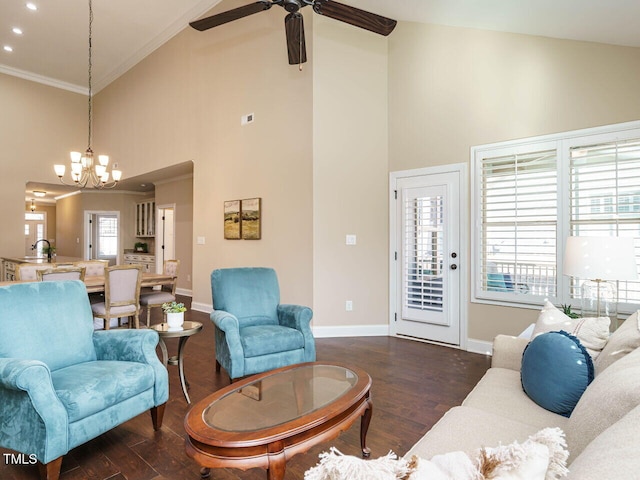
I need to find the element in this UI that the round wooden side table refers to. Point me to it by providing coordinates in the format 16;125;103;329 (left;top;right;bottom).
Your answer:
150;321;203;404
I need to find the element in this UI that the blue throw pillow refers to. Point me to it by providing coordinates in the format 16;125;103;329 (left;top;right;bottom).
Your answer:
521;330;594;417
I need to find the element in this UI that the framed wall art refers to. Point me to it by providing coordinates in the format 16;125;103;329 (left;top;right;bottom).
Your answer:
241;197;261;240
223;200;241;239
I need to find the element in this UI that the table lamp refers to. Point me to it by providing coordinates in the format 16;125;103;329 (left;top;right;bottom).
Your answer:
563;236;638;318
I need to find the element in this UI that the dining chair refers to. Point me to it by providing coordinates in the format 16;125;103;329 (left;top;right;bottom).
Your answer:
73;259;109;277
37;266;86;281
91;265;143;329
15;263;56;281
140;260;180;327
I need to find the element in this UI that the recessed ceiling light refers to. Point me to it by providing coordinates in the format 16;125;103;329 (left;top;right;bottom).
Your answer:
3;46;13;52
13;27;23;35
33;191;46;197
26;2;37;11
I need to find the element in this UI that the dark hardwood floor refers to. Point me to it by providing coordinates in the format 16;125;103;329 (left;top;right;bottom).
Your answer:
1;296;491;479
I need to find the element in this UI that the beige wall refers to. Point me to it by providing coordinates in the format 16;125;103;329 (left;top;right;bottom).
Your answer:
4;15;640;342
55;191;146;259
313;15;389;329
388;22;640;340
0;73;85;257
93;5;314;310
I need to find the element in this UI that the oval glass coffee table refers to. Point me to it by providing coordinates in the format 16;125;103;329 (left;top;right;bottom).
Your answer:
185;362;372;479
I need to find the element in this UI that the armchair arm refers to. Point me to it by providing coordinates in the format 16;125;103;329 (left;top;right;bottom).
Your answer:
210;310;240;333
278;304;315;361
210;310;246;379
491;334;530;371
0;358;68;464
92;330;168;406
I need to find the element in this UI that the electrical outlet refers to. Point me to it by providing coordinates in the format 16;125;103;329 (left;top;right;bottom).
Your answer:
345;300;353;311
346;234;357;245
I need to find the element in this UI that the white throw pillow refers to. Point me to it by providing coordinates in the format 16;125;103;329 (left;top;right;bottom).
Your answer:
532;300;610;359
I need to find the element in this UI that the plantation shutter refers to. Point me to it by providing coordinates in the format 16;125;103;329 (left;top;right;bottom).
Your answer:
402;189;445;317
478;148;558;301
569;138;640;305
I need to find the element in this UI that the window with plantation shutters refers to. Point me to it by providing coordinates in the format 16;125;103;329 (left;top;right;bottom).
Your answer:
569;138;640;308
472;121;640;314
475;147;558;303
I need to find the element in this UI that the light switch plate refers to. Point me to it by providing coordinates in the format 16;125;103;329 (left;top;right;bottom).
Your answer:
197;236;205;245
346;234;357;245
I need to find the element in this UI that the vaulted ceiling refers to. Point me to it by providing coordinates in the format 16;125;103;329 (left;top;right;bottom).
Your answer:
2;0;640;95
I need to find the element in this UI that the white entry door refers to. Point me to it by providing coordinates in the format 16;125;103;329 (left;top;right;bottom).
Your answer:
391;165;465;346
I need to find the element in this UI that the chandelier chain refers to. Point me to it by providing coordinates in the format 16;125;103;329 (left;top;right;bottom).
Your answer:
53;0;122;189
87;0;93;150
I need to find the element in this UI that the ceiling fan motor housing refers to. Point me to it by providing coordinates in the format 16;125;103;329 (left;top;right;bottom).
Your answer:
284;0;302;13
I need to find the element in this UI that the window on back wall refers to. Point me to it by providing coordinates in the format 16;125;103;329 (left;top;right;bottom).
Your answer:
472;121;640;315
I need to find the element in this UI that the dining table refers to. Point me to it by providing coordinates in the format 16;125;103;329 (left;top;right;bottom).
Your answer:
0;272;175;293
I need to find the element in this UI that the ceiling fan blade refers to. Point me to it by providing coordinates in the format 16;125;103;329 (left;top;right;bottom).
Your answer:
285;12;307;65
190;1;272;31
313;0;396;36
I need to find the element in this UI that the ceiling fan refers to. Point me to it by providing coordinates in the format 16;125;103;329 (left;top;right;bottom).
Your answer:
189;0;397;65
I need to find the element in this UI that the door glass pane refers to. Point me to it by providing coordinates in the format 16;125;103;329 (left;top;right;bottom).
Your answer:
97;216;118;256
403;194;444;314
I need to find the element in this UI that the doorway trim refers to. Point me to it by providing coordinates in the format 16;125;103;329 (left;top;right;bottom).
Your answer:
84;210;122;265
155;203;176;273
389;163;469;350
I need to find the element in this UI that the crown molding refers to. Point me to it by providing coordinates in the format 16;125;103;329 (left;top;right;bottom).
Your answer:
0;64;88;95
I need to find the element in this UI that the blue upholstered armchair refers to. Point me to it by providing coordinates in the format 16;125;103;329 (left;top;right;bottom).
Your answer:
0;281;168;480
210;267;315;381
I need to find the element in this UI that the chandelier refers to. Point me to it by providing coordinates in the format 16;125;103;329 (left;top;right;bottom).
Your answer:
54;0;122;189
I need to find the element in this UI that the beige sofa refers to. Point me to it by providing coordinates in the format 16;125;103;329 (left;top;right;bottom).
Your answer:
404;312;640;479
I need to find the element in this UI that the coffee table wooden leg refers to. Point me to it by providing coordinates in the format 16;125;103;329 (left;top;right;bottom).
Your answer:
360;396;373;458
267;441;287;480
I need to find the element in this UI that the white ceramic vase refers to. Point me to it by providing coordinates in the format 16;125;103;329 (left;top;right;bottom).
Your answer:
166;312;184;330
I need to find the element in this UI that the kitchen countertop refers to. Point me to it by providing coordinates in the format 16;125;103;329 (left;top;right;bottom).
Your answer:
1;255;83;265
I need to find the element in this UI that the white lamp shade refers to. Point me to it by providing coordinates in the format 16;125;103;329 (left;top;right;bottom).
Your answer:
564;236;639;281
111;169;122;181
70;151;82;163
54;164;66;177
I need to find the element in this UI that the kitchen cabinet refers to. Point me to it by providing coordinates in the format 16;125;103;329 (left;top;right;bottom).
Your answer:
136;200;155;237
124;253;155;273
2;259;17;281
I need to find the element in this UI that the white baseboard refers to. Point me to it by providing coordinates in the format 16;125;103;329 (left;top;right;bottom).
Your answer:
191;301;212;313
312;324;389;338
183;305;493;357
466;338;493;356
176;288;193;297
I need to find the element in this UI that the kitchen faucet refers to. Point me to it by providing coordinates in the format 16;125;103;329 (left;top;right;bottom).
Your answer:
32;239;52;262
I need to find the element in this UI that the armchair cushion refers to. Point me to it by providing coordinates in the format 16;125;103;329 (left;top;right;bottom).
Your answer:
240;325;305;358
51;361;155;422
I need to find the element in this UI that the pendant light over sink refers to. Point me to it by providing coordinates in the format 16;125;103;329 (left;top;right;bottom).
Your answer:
54;0;122;189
